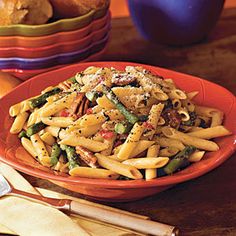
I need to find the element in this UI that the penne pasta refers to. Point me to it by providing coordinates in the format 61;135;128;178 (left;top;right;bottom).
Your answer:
10;112;29;134
162;127;219;151
122;157;169;169
41;116;75;127
59;136;109;152
129;140;155;158
9;103;22;117
96;153;143;179
168;89;187;100
96;95;115;109
143;103;164;138
159;146;179;157
69;166;119;179
30;134;51;167
40;92;77;117
187;91;199;100
145;145;160;180
39;132;56;146
117;123;144;160
21;137;38;158
154;137;185;150
188;125;232;139
79;112;106;127
188;151;205;162
210;111;224;127
8;65;230;179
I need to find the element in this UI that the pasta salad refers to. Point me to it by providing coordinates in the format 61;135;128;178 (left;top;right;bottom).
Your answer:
9;66;232;180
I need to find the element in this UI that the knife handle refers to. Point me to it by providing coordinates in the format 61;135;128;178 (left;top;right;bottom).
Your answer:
70;200;179;236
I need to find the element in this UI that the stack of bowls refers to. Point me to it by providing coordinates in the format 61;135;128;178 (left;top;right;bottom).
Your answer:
0;5;110;80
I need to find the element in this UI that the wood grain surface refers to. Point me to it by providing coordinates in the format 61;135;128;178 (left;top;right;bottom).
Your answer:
22;7;236;236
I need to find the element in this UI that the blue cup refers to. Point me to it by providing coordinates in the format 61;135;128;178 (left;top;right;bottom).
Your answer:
128;0;225;45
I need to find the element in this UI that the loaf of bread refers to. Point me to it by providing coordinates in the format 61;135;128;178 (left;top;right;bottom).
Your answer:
0;0;53;25
49;0;109;19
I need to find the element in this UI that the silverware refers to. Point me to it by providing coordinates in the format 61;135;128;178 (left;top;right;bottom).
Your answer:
0;174;179;236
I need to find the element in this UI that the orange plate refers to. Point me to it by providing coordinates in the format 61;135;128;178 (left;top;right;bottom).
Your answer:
0;22;110;58
0;62;235;202
0;11;110;48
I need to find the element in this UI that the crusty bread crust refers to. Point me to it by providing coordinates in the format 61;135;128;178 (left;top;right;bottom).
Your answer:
49;0;109;19
0;0;53;25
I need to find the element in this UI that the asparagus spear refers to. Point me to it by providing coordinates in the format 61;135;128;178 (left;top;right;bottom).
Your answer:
115;122;133;134
61;144;79;170
164;146;196;175
18;130;28;139
85;91;99;102
26;122;46;137
68;76;77;84
102;85;139;124
29;87;61;108
50;143;61;166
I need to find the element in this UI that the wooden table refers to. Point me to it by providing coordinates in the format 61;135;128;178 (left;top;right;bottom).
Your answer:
22;8;236;236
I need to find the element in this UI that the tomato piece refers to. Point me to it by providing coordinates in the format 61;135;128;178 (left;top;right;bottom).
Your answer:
143;121;154;129
99;130;115;139
59;109;70;117
86;108;93;115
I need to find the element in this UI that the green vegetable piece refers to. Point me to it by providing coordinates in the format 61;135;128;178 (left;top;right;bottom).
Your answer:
62;145;79;170
18;130;28;139
85;91;99;102
50;143;61;166
30;87;61;109
68;76;77;83
115;122;133;134
164;146;196;175
26;122;46;137
102;85;139;125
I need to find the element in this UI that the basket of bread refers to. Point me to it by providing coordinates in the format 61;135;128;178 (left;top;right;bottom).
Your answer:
0;0;110;80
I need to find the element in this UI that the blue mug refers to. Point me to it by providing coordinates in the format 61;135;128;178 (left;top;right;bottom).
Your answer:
128;0;225;45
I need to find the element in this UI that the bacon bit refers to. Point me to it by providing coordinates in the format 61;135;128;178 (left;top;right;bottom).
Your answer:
118;133;128;140
75;146;99;168
114;140;123;148
86;108;93;115
99;130;115;139
143;121;154;130
162;108;181;129
111;73;136;86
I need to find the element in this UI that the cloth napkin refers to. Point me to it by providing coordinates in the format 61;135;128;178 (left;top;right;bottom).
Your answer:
0;162;147;236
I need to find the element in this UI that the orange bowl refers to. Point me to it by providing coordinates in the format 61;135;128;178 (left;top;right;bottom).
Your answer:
1;43;109;81
0;21;110;58
0;62;235;202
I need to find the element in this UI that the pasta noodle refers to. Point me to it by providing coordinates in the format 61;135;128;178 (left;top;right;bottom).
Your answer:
8;65;231;179
145;144;160;180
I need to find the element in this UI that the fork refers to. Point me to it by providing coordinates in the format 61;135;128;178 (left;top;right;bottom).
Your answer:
0;174;178;236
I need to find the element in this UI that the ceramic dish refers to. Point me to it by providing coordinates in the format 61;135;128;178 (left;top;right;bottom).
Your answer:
0;62;235;202
0;33;109;69
0;6;109;37
2;45;109;81
0;22;110;58
0;12;110;48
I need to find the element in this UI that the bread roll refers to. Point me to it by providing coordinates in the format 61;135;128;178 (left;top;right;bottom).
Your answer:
0;0;53;25
50;0;109;19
